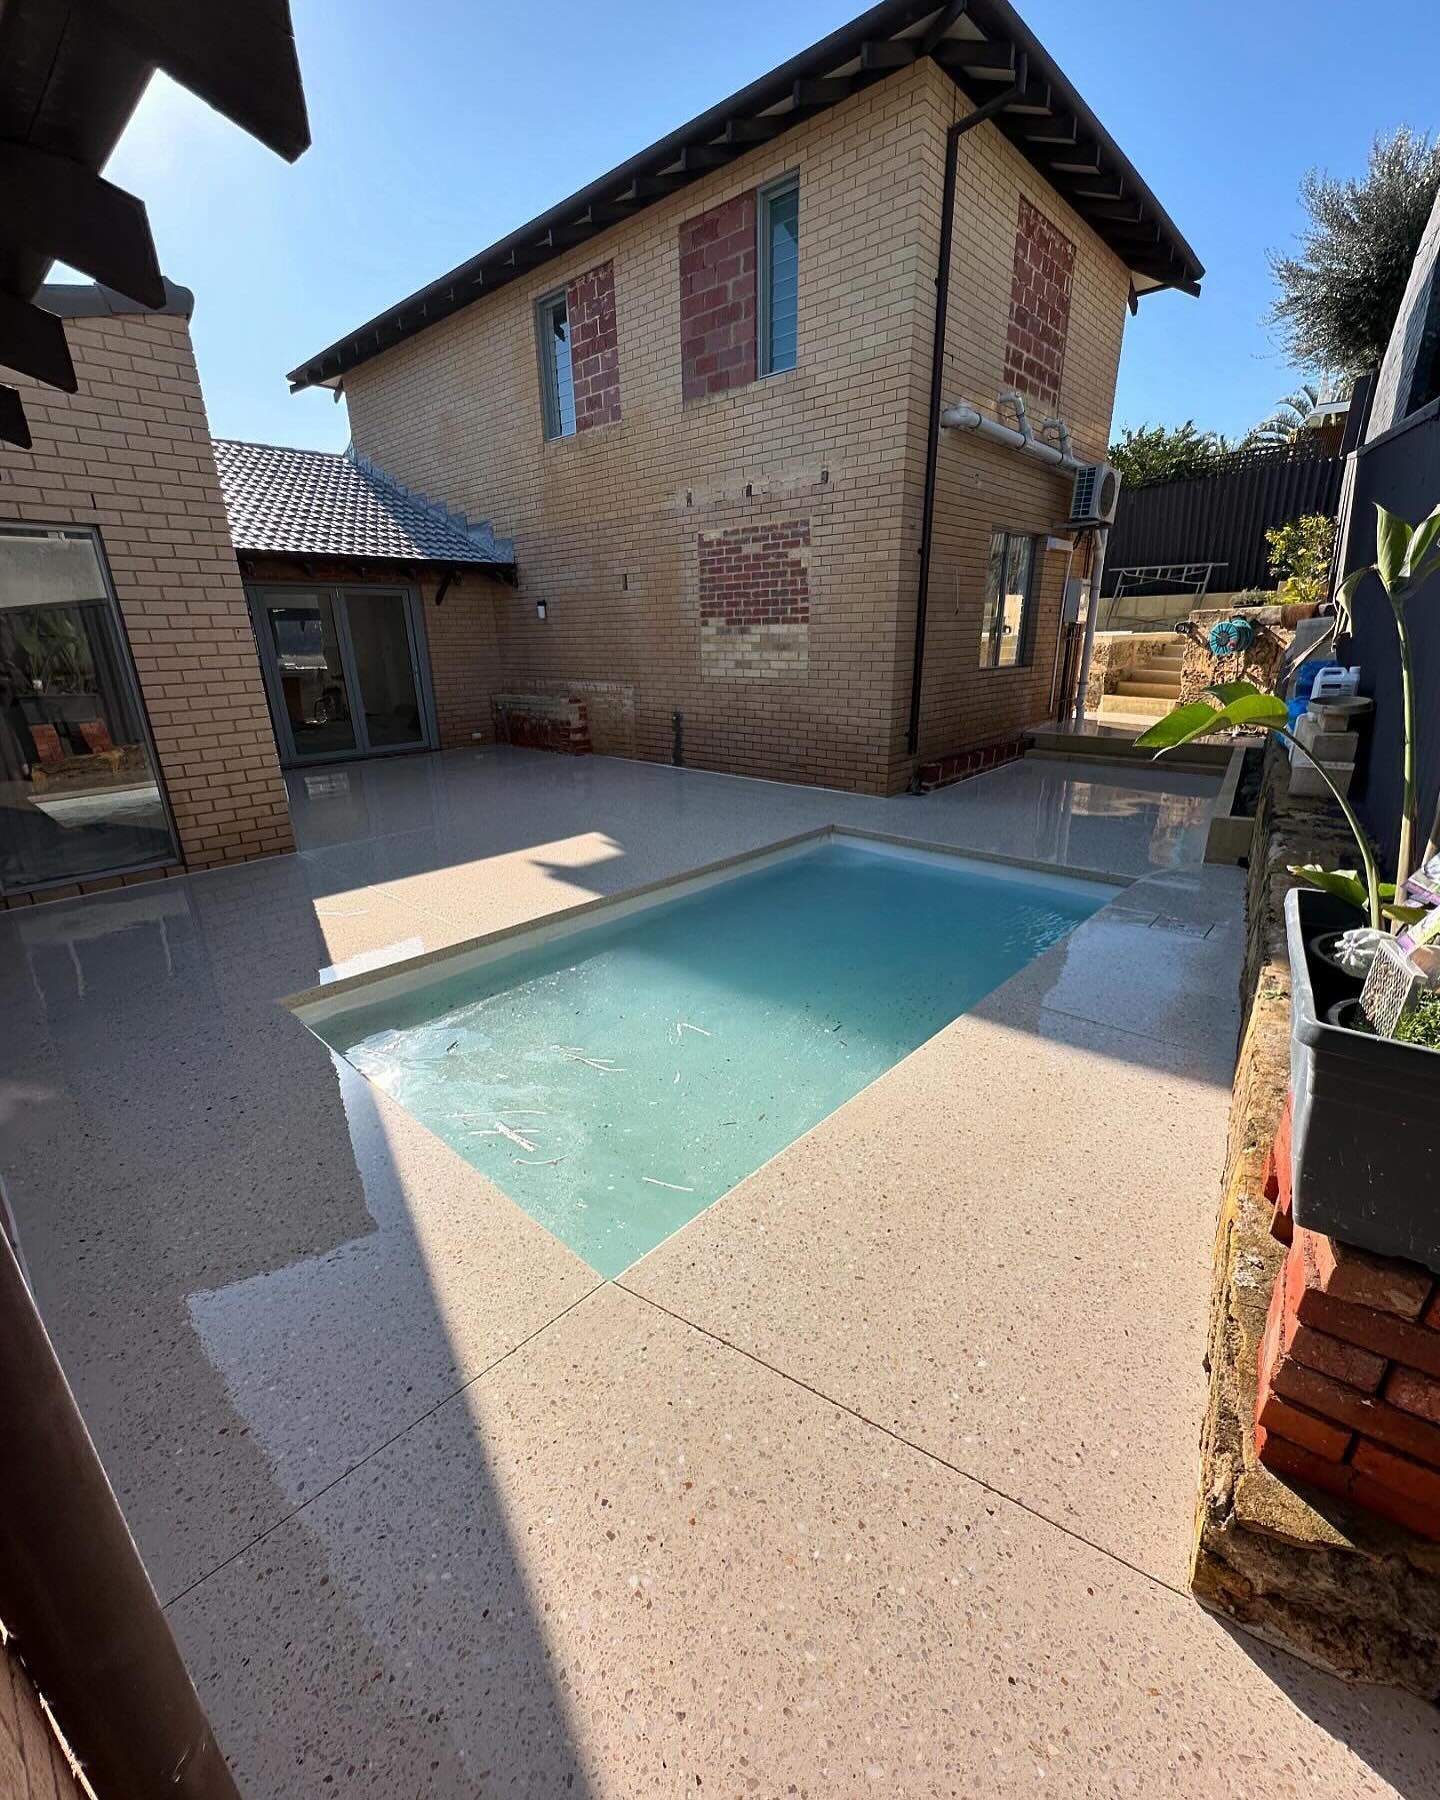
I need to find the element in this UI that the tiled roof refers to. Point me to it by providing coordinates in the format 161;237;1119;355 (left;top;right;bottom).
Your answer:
213;439;514;567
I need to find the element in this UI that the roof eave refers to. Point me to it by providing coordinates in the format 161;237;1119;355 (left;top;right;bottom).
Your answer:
287;0;1201;392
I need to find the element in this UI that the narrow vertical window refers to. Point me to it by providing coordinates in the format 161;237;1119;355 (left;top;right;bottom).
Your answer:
979;530;1037;668
537;290;576;440
758;175;799;377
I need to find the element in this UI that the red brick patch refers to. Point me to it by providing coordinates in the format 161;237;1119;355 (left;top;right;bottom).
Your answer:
566;260;621;432
1002;196;1075;409
698;521;810;628
679;192;757;403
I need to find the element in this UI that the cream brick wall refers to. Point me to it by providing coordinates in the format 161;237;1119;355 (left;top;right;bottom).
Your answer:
343;60;1133;795
896;62;1131;779
1;309;294;894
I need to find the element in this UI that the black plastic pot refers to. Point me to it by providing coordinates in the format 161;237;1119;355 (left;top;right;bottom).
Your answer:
1286;887;1440;1271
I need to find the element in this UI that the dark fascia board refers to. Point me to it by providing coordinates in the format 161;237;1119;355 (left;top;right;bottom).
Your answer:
35;279;195;320
287;0;1202;391
235;547;515;574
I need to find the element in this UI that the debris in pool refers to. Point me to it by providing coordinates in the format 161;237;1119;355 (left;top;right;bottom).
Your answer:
445;1040;459;1054
556;1046;624;1074
642;1176;695;1193
471;1121;540;1152
514;1156;566;1168
675;1021;711;1039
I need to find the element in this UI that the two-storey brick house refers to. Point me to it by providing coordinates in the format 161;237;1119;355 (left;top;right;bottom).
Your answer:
285;0;1201;795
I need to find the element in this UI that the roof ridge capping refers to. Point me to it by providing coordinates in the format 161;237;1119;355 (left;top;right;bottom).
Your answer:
347;449;514;562
286;0;1202;393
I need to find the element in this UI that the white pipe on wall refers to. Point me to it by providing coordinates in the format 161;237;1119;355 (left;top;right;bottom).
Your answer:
939;399;1087;473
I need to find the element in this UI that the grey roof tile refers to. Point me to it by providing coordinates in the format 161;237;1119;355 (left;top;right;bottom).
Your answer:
213;439;514;567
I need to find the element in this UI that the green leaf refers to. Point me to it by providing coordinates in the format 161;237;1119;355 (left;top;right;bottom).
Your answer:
1384;903;1431;926
1402;503;1440;580
1134;702;1228;752
1404;542;1440;597
1288;865;1371;910
1201;684;1289;727
1376;502;1410;592
1134;681;1288;755
1334;566;1370;637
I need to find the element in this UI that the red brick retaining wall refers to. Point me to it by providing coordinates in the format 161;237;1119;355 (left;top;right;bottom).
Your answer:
1256;1210;1440;1541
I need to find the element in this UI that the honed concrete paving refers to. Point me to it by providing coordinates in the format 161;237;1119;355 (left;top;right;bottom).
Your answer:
2;747;1436;1793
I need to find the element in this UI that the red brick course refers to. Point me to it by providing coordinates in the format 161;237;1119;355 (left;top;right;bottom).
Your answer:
1255;1132;1440;1538
1256;1391;1353;1463
566;260;622;432
1290;1229;1440;1380
1002;195;1075;409
915;737;1026;792
1387;1366;1440;1426
679;191;757;404
698;521;810;627
492;694;591;754
1304;1229;1432;1320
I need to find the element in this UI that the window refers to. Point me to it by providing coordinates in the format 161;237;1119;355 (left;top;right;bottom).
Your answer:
758;175;799;377
0;525;177;893
978;531;1037;669
536;289;576;439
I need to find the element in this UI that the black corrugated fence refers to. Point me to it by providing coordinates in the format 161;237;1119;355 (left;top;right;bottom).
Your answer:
1103;442;1345;594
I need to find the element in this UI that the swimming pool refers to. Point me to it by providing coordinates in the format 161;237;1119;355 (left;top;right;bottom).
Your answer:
298;833;1111;1276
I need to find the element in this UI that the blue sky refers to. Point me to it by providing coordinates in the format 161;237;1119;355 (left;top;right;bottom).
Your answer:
101;0;1439;453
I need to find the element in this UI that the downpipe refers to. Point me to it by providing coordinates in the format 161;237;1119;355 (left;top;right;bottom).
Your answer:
906;53;1029;770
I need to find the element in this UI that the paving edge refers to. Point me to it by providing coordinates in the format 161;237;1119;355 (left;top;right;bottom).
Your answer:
1189;742;1440;1699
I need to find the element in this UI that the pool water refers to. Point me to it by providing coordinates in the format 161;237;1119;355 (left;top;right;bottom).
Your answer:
310;839;1107;1276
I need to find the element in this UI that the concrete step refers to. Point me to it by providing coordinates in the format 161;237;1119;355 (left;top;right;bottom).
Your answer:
1098;691;1173;718
1113;679;1182;699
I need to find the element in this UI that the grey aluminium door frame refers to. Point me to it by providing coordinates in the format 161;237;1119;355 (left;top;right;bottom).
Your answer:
244;580;439;767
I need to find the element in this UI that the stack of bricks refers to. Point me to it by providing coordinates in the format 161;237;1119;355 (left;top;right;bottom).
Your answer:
1256;1217;1440;1541
491;693;592;755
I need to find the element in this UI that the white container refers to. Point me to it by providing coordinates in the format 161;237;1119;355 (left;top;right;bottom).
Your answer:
1311;664;1361;702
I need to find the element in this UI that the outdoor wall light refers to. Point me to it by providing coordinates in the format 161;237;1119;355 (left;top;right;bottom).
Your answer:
536;600;547;620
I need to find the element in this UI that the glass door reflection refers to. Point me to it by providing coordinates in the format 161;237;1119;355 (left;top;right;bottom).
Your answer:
261;591;356;760
343;589;426;749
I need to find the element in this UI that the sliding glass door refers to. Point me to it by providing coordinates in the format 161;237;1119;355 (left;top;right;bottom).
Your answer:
0;525;178;895
248;584;435;766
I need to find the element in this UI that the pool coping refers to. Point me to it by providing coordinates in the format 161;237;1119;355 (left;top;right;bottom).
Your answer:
285;824;1126;1025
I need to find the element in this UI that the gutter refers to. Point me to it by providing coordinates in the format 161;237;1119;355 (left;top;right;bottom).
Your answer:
905;54;1028;763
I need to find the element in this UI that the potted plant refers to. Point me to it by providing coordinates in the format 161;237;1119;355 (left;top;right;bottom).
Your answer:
1136;499;1440;1270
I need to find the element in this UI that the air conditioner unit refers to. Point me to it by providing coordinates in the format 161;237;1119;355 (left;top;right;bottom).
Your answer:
1068;462;1122;528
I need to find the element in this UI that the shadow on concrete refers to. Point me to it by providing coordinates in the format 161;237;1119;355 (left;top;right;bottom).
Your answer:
0;876;598;1794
